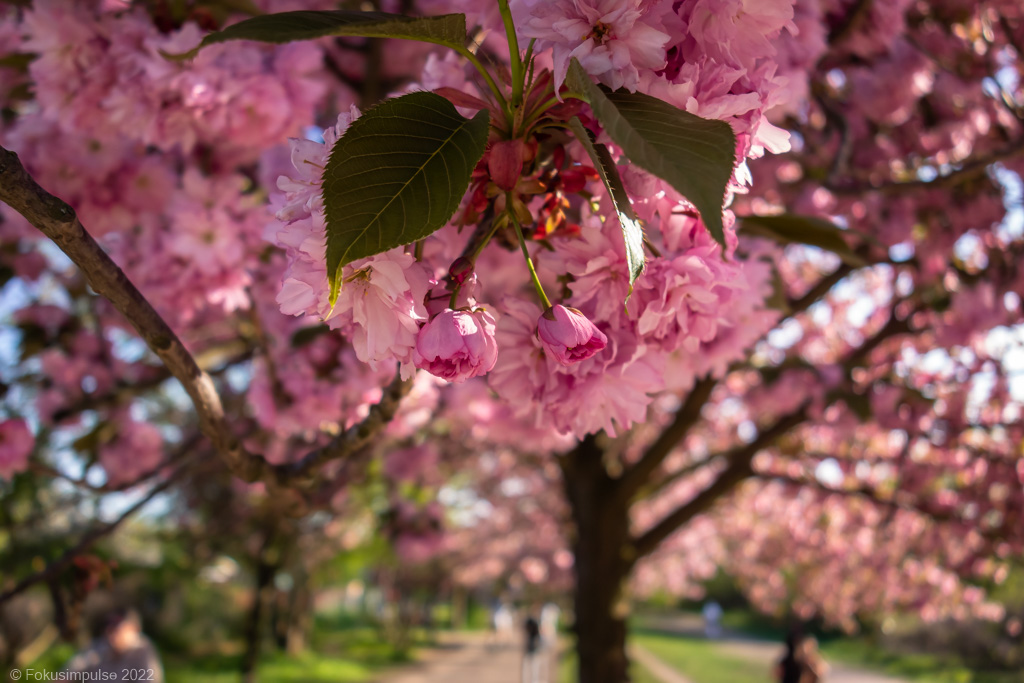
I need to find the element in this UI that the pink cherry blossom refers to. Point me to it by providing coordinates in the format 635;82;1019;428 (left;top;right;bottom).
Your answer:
0;419;34;480
518;0;672;93
99;416;164;487
537;304;609;366
413;308;499;383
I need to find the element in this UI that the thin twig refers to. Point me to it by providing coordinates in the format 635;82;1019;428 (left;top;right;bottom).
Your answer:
0;465;188;604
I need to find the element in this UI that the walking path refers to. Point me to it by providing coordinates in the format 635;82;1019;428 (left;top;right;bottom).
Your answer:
372;617;912;683
374;632;556;683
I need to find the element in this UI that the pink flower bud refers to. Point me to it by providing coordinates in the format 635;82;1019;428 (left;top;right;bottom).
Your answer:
537;305;608;366
488;139;526;192
413;308;498;383
448;256;474;285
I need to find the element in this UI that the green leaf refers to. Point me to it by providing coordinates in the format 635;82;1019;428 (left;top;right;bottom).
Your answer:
566;59;736;248
738;214;868;267
165;10;467;60
568;117;645;301
322;91;489;305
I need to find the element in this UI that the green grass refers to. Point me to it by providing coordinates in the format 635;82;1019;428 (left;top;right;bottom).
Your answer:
28;620;419;683
820;638;1021;683
635;611;1022;683
631;632;768;683
164;649;377;683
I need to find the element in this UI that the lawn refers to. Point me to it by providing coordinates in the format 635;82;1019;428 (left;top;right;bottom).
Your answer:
164;623;422;683
820;638;1021;683
631;632;767;683
25;620;421;683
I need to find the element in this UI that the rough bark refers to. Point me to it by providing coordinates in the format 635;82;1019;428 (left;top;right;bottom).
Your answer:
561;437;635;683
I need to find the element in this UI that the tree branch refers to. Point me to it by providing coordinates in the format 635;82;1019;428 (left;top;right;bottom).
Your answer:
828;139;1024;195
0;145;412;488
630;290;925;559
275;372;413;486
632;406;809;558
756;472;1008;539
50;345;252;424
0;464;188;605
826;0;873;46
615;261;855;505
785;263;854;313
643;453;720;501
1;145;274;483
618;377;716;502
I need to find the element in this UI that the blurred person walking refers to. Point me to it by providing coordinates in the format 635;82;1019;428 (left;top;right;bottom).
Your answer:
702;600;723;639
522;609;543;683
798;636;829;683
64;607;164;682
775;627;807;683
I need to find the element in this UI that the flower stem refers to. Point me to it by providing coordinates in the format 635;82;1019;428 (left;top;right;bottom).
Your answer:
454;46;507;112
497;0;523;108
507;193;552;309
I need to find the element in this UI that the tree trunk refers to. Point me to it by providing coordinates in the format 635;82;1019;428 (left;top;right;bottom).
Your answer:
241;547;277;683
285;572;312;655
562;440;634;683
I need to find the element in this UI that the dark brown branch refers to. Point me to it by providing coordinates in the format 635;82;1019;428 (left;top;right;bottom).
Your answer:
50;345;252;423
827;0;873;46
757;473;1003;536
630;290;924;559
0;145;412;488
30;436;203;494
786;263;853;313
275;372;412;486
843;307;913;368
632;407;810;558
618;377;716;502
1;145;273;483
828;139;1024;195
643;453;720;501
617;262;856;504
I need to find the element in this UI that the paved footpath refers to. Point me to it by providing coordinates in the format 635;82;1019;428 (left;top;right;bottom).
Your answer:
375;633;556;683
373;620;912;683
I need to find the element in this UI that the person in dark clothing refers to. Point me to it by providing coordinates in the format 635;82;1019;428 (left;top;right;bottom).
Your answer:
522;612;543;683
775;627;807;683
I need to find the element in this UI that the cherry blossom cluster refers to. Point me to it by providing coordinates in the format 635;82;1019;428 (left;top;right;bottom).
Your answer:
1;0;1023;638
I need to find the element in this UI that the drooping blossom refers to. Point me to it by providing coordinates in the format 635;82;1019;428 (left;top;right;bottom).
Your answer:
414;308;499;383
537;305;609;366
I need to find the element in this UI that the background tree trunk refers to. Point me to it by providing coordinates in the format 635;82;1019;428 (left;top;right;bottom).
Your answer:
241;539;277;683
